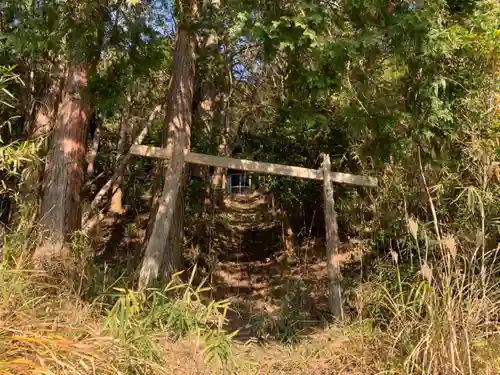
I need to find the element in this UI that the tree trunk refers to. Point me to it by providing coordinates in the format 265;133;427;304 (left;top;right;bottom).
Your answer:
139;1;197;287
146;165;190;266
18;66;65;210
211;33;234;207
211;141;228;205
30;68;65;138
34;64;90;263
165;166;190;278
192;0;221;209
86;112;102;176
110;97;131;214
210;98;229;207
210;101;228;205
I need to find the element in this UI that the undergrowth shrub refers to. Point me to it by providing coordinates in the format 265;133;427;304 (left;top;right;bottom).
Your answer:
104;266;237;366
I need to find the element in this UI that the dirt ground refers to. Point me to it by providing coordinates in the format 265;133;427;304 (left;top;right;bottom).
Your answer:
93;192;377;374
193;194;366;343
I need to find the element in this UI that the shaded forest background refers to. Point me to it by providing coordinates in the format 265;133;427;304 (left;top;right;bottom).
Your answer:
0;0;500;374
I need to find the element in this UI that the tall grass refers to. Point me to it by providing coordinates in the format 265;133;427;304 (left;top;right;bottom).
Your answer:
362;218;500;375
0;224;237;375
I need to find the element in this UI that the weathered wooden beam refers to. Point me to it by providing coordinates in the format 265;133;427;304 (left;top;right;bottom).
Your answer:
322;153;343;320
129;145;377;187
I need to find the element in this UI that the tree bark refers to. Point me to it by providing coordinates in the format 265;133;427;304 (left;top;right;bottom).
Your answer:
110;96;131;214
322;154;343;320
34;64;90;263
139;1;197;287
165;166;190;278
86;112;102;176
210;96;230;206
30;67;65;139
18;66;65;210
211;140;228;205
192;0;221;209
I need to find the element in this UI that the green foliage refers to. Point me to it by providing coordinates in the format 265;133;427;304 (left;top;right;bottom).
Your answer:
233;0;500;244
1;0;500;372
0;65;23;142
0;140;41;193
104;266;236;367
0;66;21;111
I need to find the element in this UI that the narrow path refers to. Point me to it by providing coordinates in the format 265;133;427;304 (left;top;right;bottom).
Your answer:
210;193;283;339
208;193;331;341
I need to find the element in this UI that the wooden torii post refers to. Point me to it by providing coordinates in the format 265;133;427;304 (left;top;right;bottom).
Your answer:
130;144;377;320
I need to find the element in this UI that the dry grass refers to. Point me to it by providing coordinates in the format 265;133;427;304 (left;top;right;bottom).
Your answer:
1;270;126;375
0;265;359;375
2;251;500;375
357;223;500;375
0;265;387;375
231;323;396;375
3;195;500;375
0;265;235;375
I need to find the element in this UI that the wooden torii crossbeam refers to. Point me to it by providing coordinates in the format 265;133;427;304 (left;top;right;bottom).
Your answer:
130;144;377;319
130;145;377;186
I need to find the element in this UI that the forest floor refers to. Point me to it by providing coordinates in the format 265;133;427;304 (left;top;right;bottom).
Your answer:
178;193;382;374
0;193;395;375
93;192;383;374
3;196;499;374
209;193;332;339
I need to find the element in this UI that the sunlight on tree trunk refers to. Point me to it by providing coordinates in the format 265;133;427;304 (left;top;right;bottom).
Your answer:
31;69;65;139
165;168;190;279
34;64;90;264
110;96;131;214
139;0;197;287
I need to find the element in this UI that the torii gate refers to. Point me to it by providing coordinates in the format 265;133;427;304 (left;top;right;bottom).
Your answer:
130;144;377;320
